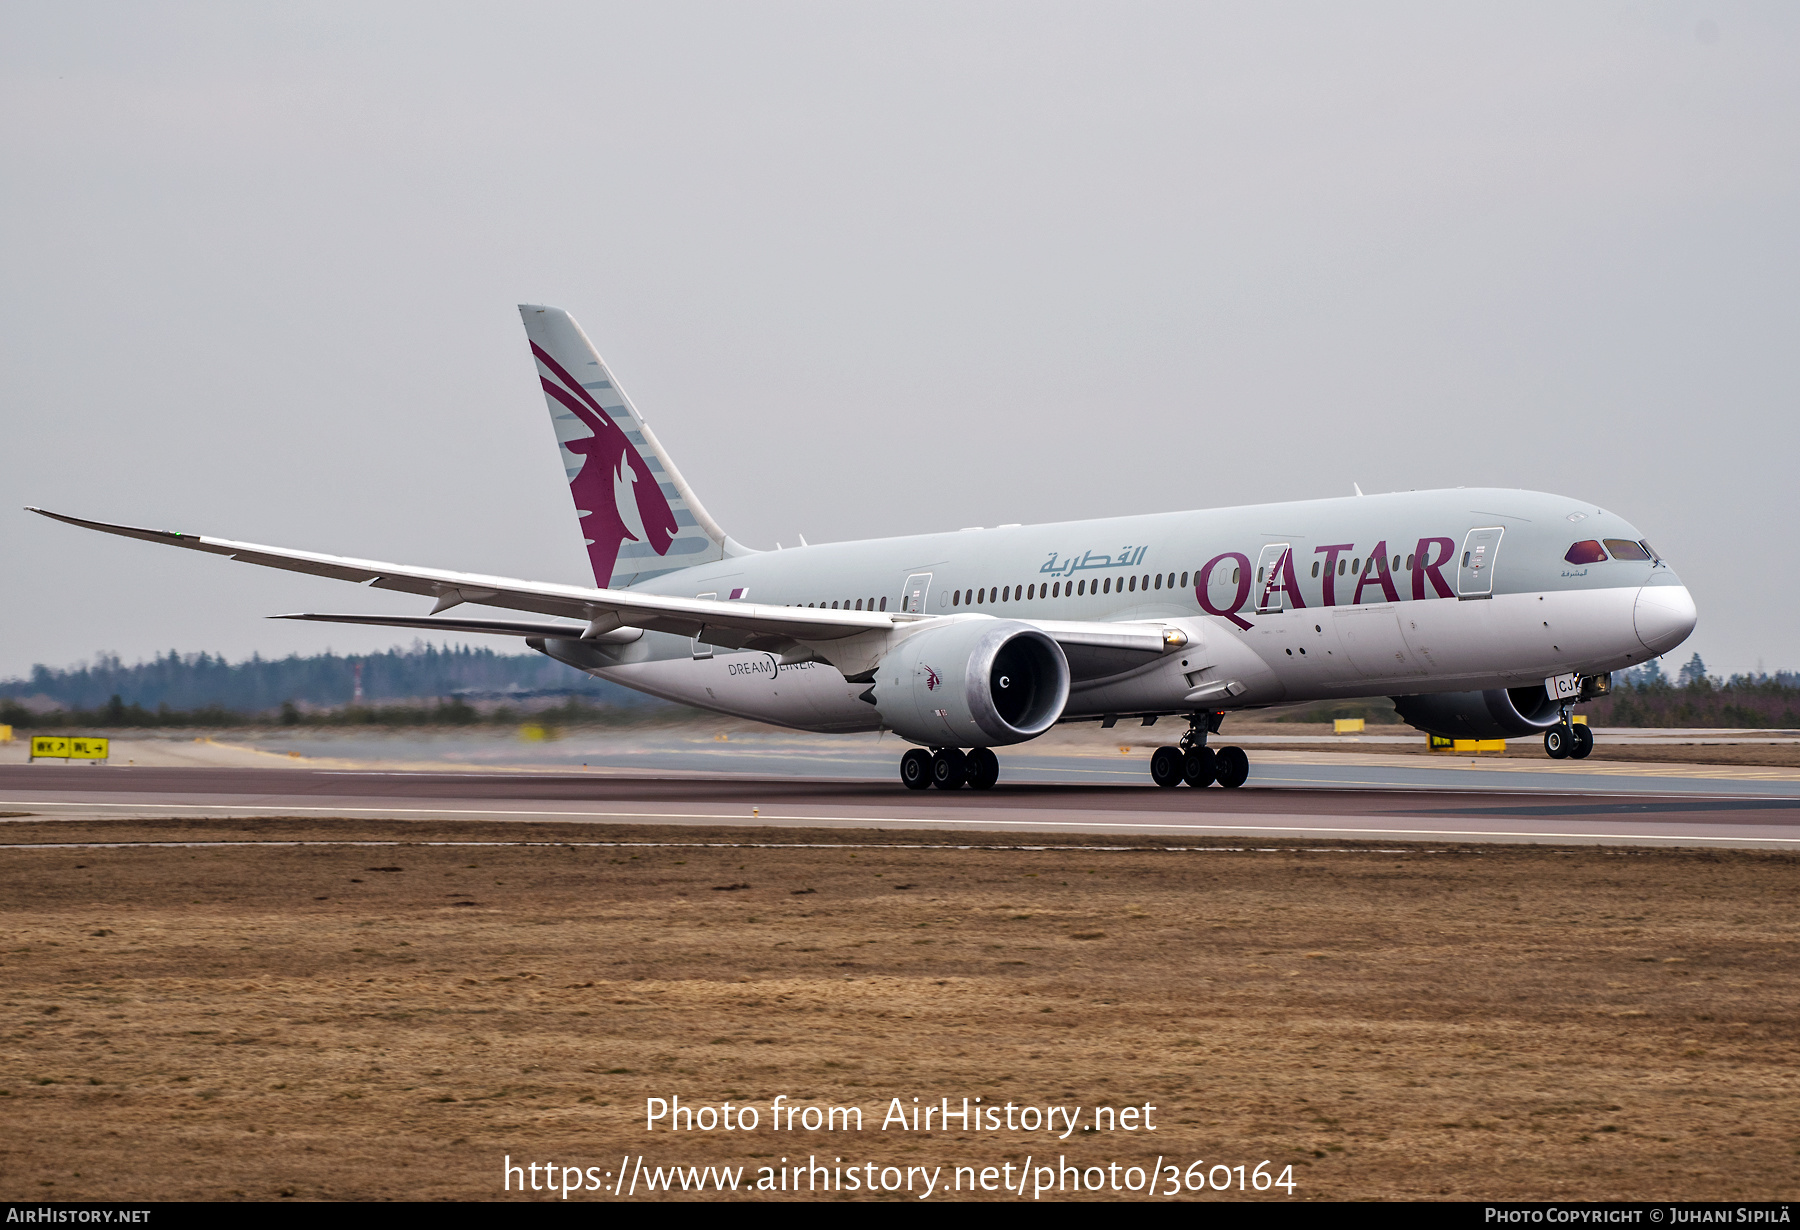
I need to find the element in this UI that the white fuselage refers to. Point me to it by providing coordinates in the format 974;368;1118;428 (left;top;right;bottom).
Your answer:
580;487;1695;734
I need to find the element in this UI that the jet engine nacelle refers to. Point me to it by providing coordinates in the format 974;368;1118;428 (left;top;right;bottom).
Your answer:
1391;686;1565;741
872;618;1070;747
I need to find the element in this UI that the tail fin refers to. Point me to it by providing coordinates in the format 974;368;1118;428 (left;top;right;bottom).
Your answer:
519;305;741;588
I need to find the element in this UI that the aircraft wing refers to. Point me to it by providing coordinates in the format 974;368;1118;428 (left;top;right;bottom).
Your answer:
29;509;1189;673
25;508;904;648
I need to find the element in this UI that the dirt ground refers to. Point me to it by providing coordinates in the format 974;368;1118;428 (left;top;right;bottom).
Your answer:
1;816;1796;1203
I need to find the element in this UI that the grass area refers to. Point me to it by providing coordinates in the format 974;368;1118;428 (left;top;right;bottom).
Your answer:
1;818;1795;1202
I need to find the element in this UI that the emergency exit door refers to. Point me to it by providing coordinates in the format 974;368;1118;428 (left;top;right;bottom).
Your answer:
900;573;932;614
1457;528;1503;598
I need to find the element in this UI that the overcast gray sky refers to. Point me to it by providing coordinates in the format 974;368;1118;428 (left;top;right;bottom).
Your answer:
3;2;1794;683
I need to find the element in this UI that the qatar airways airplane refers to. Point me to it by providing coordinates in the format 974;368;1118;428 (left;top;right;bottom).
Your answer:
30;305;1697;792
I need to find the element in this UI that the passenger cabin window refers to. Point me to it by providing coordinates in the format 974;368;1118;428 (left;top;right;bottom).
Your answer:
1180;571;1189;587
1604;539;1651;561
1311;561;1320;578
1564;540;1608;565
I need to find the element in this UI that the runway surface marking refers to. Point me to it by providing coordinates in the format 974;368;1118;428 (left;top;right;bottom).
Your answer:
0;840;1453;853
3;797;1798;845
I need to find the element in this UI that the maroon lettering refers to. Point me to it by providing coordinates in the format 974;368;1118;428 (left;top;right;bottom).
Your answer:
1414;536;1455;600
1353;539;1401;604
1197;552;1253;630
1314;543;1353;605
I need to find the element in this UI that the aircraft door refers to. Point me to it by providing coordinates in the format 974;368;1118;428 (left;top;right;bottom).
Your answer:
1457;528;1504;598
1254;543;1296;613
691;593;717;658
900;573;932;614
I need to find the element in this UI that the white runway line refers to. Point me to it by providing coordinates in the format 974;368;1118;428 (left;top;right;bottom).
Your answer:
2;797;1798;845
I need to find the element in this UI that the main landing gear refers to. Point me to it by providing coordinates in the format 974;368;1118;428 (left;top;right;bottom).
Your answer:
900;746;999;791
1150;712;1250;789
1543;715;1594;760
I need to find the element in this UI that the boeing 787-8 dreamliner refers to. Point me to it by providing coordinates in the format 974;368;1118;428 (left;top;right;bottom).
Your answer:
30;305;1697;791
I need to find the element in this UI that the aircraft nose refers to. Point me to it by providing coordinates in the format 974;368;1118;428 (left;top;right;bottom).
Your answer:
1634;583;1697;656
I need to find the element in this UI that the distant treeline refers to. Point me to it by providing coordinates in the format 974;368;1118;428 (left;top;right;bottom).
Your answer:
0;643;664;721
1586;656;1800;728
1;694;687;731
1582;676;1800;729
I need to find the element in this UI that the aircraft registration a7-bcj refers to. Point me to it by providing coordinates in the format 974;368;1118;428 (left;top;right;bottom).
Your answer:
31;306;1698;791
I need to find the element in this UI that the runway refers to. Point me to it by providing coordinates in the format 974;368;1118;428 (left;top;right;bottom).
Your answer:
5;760;1800;848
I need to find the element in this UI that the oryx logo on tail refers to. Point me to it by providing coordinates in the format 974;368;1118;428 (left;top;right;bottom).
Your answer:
530;342;681;588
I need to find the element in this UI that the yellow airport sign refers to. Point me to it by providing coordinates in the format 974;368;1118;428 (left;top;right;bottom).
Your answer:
1333;718;1365;734
30;736;109;762
1428;736;1506;753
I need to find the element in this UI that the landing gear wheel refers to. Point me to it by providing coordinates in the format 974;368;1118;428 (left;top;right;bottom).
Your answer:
1183;747;1217;788
931;747;967;789
1150;745;1184;788
1544;727;1570;759
1214;746;1250;789
900;748;933;790
965;747;1000;790
1569;723;1594;760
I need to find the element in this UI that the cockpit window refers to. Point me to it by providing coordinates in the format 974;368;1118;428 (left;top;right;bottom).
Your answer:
1640;540;1661;562
1564;540;1607;565
1604;539;1651;561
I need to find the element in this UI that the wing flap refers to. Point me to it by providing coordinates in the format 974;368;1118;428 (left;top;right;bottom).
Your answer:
273;612;621;640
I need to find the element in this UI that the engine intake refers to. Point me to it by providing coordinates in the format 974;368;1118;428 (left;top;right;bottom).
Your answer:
1391;686;1565;741
871;618;1070;746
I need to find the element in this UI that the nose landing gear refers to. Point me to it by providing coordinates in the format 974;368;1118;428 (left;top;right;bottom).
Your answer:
1150;711;1247;788
1543;713;1594;760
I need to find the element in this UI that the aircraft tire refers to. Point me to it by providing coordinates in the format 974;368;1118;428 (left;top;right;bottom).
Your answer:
1569;723;1594;760
1182;747;1217;788
1544;727;1570;759
965;746;1000;790
900;748;933;790
931;747;968;790
1150;745;1184;788
1215;746;1250;789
